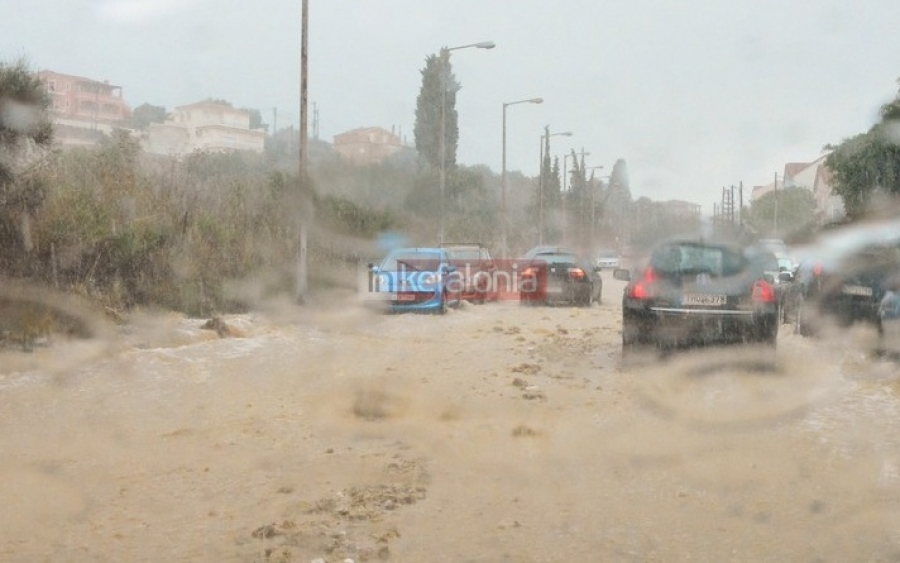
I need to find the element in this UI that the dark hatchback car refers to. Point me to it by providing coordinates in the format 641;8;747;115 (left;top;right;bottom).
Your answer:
613;238;780;351
519;246;601;306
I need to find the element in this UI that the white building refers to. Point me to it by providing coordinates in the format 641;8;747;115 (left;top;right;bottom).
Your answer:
751;155;844;222
145;100;265;156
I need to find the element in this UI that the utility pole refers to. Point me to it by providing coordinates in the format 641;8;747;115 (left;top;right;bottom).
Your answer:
296;0;309;304
773;171;779;238
439;48;448;245
539;131;545;245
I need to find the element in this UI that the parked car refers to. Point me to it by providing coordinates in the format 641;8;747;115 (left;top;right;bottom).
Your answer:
440;242;498;304
594;249;620;270
519;246;601;306
786;241;900;334
757;249;796;323
613;237;780;352
368;247;461;314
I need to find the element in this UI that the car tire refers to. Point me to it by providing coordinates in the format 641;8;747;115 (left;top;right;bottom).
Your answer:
577;291;591;307
439;289;448;315
794;294;815;337
622;318;649;352
622;333;655;359
755;317;778;347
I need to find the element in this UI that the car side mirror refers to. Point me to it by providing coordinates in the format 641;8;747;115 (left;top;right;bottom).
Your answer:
613;268;631;282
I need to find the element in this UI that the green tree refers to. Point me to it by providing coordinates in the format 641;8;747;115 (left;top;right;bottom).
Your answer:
748;186;817;237
532;131;562;243
564;150;592;247
241;107;266;130
826;78;900;217
0;58;54;264
0;59;52;189
128;103;167;130
414;49;459;171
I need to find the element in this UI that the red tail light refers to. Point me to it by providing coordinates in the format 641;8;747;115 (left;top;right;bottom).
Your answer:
629;282;650;299
626;267;656;300
752;280;776;303
568;267;586;280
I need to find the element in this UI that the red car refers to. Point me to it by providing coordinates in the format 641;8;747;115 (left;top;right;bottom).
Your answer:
440;243;499;304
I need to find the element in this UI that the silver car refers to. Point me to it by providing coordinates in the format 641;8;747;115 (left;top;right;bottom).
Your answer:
594;249;620;270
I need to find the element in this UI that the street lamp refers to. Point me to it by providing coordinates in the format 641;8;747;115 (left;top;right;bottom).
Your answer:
500;96;543;257
538;127;572;245
438;41;495;244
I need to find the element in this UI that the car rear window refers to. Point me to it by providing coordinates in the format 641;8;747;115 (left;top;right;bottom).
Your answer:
650;243;746;277
445;249;482;263
535;253;579;265
381;252;441;272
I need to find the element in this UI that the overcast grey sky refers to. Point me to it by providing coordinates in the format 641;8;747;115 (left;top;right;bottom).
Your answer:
4;0;900;210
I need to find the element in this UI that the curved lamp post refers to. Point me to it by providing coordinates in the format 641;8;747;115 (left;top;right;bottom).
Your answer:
438;41;495;244
500;97;543;257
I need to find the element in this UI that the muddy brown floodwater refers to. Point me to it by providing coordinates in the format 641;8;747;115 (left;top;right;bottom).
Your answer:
2;278;900;562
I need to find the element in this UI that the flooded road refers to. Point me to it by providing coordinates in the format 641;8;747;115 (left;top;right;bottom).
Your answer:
2;279;900;562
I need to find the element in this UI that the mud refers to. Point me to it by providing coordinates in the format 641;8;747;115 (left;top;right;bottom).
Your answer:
2;279;900;562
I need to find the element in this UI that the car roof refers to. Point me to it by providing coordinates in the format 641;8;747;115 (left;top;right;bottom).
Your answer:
439;242;486;248
389;247;445;254
658;237;745;251
524;245;577;257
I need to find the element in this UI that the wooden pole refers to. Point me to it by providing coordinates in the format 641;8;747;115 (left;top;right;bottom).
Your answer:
296;0;309;303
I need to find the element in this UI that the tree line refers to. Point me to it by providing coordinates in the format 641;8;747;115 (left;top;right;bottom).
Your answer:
1;53;730;315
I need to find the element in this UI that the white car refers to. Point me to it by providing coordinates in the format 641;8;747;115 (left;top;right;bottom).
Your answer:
594;250;620;269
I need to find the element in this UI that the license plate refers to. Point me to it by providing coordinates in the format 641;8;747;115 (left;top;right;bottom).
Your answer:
682;293;726;306
842;284;873;297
